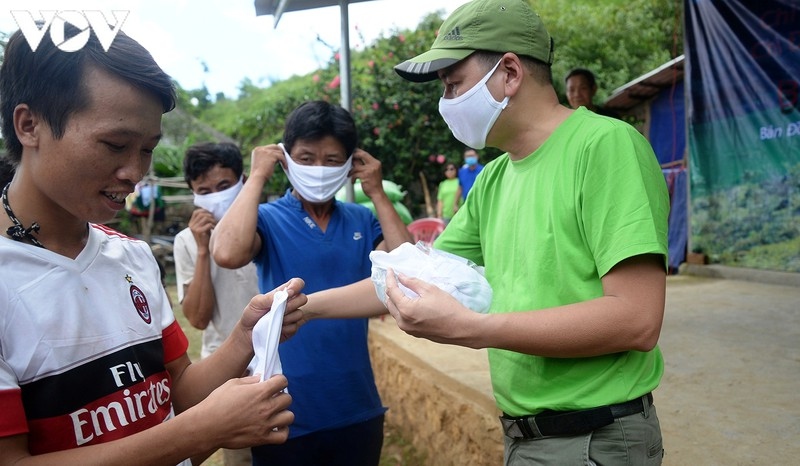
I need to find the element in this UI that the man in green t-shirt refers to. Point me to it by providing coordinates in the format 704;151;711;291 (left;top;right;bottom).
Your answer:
297;0;669;463
388;0;670;463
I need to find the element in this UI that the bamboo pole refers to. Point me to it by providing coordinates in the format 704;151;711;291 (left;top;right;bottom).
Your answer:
418;171;434;218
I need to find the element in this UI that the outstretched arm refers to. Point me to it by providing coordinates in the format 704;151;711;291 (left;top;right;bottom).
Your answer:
295;277;387;326
170;278;307;408
384;254;666;356
212;145;285;269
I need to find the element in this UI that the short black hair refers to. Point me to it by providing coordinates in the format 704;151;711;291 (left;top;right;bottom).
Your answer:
0;156;15;186
565;68;597;88
0;22;176;163
282;101;358;156
183;142;244;189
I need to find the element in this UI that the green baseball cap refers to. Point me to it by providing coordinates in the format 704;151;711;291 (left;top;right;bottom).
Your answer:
394;0;554;83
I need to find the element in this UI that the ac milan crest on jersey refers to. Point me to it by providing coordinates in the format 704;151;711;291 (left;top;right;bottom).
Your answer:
129;284;152;324
125;274;152;324
125;275;152;324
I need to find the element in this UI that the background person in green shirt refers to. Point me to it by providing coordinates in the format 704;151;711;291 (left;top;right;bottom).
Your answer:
436;162;461;223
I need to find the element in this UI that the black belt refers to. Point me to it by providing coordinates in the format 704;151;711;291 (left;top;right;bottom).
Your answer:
500;393;653;439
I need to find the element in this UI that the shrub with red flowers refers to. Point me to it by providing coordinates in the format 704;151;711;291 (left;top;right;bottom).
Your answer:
189;0;681;217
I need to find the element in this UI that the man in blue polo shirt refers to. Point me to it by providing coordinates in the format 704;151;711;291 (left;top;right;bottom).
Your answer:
456;147;484;202
211;100;411;466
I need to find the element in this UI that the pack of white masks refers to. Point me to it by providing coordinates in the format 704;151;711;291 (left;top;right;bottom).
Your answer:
369;242;492;313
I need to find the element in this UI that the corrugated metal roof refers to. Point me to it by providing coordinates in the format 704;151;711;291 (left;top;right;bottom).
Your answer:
605;55;685;111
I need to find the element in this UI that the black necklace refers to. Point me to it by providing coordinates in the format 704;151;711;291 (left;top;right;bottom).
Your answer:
2;183;45;248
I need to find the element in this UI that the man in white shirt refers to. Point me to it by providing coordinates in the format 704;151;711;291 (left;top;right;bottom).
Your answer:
173;142;261;466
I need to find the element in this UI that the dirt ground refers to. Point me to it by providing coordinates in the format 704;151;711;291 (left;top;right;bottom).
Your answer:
370;272;800;465
653;274;800;465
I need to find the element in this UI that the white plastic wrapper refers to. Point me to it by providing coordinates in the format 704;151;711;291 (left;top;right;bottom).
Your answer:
248;289;289;382
369;242;493;313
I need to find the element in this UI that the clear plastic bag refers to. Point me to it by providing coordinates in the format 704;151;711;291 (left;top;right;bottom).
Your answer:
369;241;493;313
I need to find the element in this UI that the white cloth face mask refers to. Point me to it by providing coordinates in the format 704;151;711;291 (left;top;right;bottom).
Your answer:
192;176;243;221
280;142;353;203
248;289;289;383
438;60;509;150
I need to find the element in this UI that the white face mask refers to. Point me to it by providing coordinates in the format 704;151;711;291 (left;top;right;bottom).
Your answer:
438;60;509;150
280;143;353;204
192;177;243;221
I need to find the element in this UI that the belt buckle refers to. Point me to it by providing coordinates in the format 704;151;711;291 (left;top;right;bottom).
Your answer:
500;416;524;438
500;415;543;439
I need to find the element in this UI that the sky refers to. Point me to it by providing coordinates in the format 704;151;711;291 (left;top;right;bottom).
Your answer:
1;0;457;99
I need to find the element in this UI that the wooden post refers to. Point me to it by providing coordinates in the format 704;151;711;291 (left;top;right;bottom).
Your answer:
418;171;434;218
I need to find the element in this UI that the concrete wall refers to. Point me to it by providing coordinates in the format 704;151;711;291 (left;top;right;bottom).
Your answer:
369;321;503;466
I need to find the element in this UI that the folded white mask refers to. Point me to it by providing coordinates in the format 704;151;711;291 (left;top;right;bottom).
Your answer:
249;289;289;383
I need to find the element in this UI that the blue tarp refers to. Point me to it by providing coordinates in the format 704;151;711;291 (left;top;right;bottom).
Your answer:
663;167;687;272
650;81;686;166
647;75;688;271
684;0;800;272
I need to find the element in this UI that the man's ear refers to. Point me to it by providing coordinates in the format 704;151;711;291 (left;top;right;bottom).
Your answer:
13;104;41;149
501;53;524;97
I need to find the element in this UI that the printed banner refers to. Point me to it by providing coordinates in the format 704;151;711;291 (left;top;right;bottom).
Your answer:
685;0;800;272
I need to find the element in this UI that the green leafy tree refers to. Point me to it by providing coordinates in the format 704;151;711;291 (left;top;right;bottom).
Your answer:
540;0;683;102
183;0;683;217
348;13;471;216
